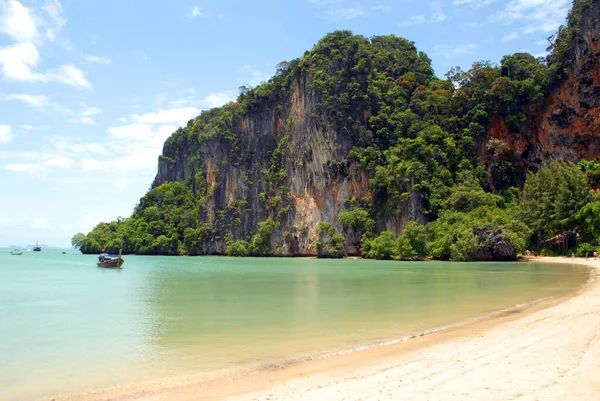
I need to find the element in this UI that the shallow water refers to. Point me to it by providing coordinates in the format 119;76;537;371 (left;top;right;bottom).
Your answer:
0;249;588;400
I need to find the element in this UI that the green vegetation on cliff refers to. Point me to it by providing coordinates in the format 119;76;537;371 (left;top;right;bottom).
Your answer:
75;0;600;260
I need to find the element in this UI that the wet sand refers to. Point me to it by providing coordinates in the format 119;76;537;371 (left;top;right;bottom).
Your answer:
50;257;600;401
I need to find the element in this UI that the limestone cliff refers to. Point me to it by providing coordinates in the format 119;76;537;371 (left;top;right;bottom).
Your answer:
147;0;599;257
486;0;600;186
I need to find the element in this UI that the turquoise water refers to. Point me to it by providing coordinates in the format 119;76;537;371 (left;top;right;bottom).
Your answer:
0;249;589;400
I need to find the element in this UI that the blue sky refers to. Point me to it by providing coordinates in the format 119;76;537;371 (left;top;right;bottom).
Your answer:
0;0;572;247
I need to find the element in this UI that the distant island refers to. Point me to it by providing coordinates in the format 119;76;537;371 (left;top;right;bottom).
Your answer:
74;0;600;261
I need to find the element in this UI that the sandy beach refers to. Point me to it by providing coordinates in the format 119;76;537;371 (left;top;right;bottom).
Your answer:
54;257;600;401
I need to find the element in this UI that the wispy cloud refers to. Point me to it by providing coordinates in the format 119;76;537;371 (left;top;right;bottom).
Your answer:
502;31;519;42
201;92;235;108
69;117;95;124
240;65;270;87
41;0;66;41
432;12;447;22
372;5;392;14
84;55;111;65
453;0;495;6
434;43;477;62
308;0;366;21
5;163;48;175
307;0;343;4
5;93;49;108
187;5;203;19
130;107;200;125
492;0;570;34
0;124;11;143
81;106;102;116
399;15;426;27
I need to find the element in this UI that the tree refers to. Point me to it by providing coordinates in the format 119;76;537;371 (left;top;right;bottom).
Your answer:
395;222;428;260
521;160;593;243
579;202;600;240
71;233;86;249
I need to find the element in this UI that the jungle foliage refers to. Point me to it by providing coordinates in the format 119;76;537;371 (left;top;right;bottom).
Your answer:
75;1;599;259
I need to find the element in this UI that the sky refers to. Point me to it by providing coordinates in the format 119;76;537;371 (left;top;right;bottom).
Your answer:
0;0;573;248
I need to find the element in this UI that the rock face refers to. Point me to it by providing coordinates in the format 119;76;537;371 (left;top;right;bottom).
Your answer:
472;226;517;262
150;1;600;257
486;0;600;185
155;74;392;256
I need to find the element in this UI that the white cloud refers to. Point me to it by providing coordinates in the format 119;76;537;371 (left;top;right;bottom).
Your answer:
201;92;235;108
329;8;365;20
187;5;203;19
0;216;20;225
5;163;48;175
434;43;477;61
399;15;426;27
372;5;392;13
81;158;108;172
6;93;49;107
81;106;102;116
502;31;519;42
432;12;447;22
0;42;40;80
130;107;199;125
69;117;94;124
0;1;91;89
31;218;49;229
41;64;92;88
0;124;11;143
240;65;270;87
453;0;494;6
107;123;178;173
0;43;92;88
42;0;66;41
84;55;111;65
20;124;47;130
318;7;366;21
44;155;74;168
462;21;485;30
308;0;343;4
493;0;570;34
0;0;38;43
52;138;103;153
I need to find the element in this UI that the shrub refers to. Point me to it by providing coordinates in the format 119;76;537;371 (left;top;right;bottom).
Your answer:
226;240;250;257
576;243;597;257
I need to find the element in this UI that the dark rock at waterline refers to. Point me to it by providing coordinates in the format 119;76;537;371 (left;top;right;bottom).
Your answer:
473;226;517;261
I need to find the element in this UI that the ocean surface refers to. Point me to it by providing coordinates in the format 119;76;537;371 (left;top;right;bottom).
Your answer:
0;249;589;400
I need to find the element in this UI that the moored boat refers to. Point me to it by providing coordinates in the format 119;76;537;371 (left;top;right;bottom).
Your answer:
33;241;41;252
11;250;23;255
97;250;124;268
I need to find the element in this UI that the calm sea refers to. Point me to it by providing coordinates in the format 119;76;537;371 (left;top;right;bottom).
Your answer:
0;249;588;400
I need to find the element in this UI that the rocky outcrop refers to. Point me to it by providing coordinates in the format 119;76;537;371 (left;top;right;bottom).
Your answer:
472;226;517;262
150;1;599;257
154;73;387;256
486;0;600;184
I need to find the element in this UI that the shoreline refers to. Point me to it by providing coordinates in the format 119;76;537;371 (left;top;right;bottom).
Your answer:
46;257;600;401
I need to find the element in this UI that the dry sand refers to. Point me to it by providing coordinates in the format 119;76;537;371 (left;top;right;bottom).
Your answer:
55;257;600;401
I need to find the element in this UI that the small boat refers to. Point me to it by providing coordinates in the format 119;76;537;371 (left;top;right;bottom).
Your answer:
33;241;41;252
11;250;23;255
97;250;124;268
